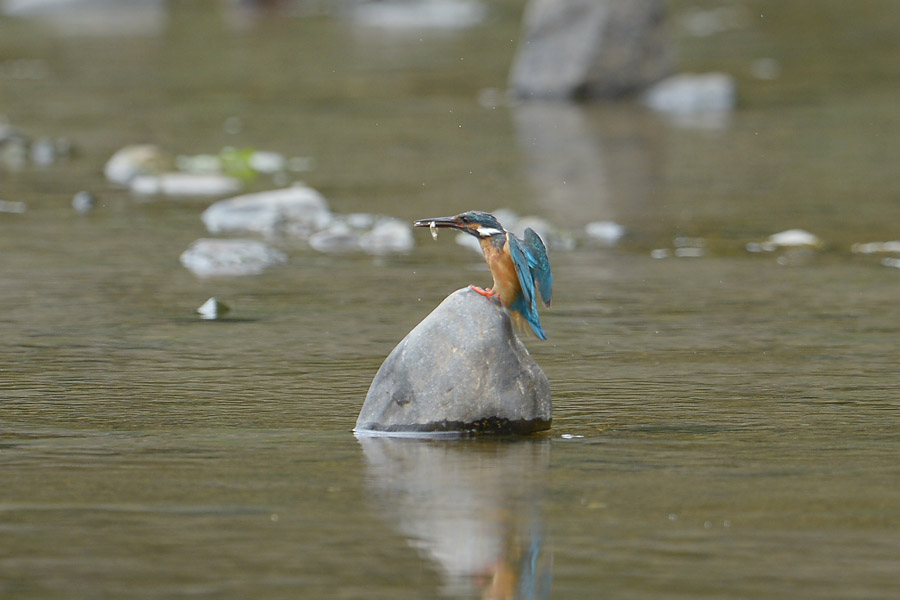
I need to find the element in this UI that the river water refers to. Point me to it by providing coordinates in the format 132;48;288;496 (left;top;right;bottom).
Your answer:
2;1;899;598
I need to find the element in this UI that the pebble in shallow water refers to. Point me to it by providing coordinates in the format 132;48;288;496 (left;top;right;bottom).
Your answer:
641;72;736;115
0;199;27;214
746;229;823;252
104;144;172;185
585;221;626;247
196;297;230;320
129;172;241;197
179;238;286;277
72;191;96;214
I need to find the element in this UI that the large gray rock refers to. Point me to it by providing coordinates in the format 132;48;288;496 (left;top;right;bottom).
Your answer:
509;0;671;100
356;288;552;434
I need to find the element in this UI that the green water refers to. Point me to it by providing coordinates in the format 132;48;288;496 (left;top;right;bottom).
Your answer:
2;1;899;598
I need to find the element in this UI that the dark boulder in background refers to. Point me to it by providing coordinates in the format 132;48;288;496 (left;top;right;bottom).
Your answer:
509;0;671;100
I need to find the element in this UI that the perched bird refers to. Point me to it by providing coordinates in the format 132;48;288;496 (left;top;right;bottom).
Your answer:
414;211;552;339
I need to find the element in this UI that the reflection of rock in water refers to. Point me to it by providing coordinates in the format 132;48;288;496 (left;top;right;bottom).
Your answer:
358;437;552;599
512;102;663;226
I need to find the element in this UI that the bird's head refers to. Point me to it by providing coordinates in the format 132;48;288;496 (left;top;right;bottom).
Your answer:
414;211;505;239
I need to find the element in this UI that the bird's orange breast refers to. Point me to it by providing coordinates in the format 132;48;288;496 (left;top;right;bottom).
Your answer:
480;235;521;308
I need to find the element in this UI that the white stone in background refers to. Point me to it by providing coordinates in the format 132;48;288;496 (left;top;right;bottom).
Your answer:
851;241;900;254
747;229;823;253
350;0;486;29
175;154;222;173
641;72;736;115
308;221;360;253
0;199;27;213
129;172;241;197
679;6;749;37
248;151;286;174
585;221;625;246
359;218;415;255
180;238;286;277
674;247;704;258
29;136;57;166
767;229;821;247
104;144;171;185
201;184;332;237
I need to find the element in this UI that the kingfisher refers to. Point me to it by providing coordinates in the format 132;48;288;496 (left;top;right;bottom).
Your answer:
414;211;552;340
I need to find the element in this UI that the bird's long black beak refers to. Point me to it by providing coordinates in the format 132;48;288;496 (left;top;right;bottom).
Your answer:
413;216;463;230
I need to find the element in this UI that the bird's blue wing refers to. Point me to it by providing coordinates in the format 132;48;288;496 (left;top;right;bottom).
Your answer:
524;228;552;307
508;232;547;340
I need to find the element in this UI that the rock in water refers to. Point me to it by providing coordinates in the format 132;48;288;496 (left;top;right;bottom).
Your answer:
356;288;552;434
509;0;671;100
201;184;331;237
179;238;286;277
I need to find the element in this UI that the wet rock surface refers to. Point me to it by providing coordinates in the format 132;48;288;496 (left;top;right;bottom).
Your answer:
356;288;552;435
509;0;671;100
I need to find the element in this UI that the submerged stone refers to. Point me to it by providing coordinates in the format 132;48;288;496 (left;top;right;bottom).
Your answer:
104;144;172;185
358;217;414;255
747;229;823;253
585;220;626;246
72;191;96;214
308;221;359;253
641;72;736;115
179;238;286;277
129;172;241;197
0;199;26;214
350;0;486;29
201;184;331;236
356;287;552;435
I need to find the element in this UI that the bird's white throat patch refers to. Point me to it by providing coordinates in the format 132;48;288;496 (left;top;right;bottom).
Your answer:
476;226;503;237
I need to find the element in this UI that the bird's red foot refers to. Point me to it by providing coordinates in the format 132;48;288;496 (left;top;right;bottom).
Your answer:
470;285;501;302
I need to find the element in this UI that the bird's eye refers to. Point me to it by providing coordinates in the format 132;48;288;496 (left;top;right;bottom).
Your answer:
460;215;469;223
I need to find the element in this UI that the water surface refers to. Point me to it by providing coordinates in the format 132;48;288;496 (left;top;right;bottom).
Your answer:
2;2;900;598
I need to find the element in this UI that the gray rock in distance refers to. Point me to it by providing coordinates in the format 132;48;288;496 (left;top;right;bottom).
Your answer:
509;0;671;100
